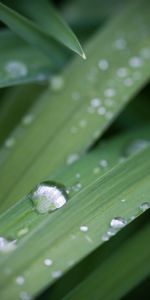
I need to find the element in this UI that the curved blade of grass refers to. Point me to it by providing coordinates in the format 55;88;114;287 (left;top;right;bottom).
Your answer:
0;2;67;63
0;125;149;232
0;0;150;210
0;29;68;88
0;83;46;145
0;146;150;299
59;215;150;300
7;0;85;59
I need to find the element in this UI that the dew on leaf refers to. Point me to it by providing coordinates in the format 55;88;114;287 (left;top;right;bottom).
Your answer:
29;181;68;214
5;61;28;78
0;236;16;253
80;225;88;232
98;59;109;70
44;258;53;266
125;139;150;156
139;202;150;212
110;217;127;229
16;276;25;286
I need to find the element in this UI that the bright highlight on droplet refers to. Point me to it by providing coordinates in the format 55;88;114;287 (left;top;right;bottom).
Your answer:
0;236;16;253
29;181;68;214
110;217;127;229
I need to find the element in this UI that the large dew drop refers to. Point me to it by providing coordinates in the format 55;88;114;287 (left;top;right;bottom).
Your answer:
29;181;68;214
110;217;127;229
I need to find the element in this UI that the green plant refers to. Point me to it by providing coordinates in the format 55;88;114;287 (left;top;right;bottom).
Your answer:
0;0;150;300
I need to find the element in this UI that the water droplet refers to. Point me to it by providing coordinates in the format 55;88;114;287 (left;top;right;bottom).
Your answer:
0;236;16;253
123;78;133;87
22;114;34;126
66;153;79;165
20;291;31;300
80;226;88;232
93;167;100;174
5;137;15;148
44;258;53;266
17;228;29;237
91;98;101;108
97;107;106;115
116;68;128;78
107;227;118;236
50;75;64;91
51;270;62;278
99;159;108;168
98;59;109;70
102;233;110;241
139;202;150;212
104;88;116;97
16;276;25;285
5;61;28;78
121;199;126;203
72;183;82;192
29;181;68;214
114;38;126;49
129;56;143;68
75;173;81;179
110;217;127;229
125;139;150;156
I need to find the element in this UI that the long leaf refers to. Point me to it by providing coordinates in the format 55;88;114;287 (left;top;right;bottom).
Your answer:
5;0;85;59
0;2;67;63
0;145;150;299
0;0;150;210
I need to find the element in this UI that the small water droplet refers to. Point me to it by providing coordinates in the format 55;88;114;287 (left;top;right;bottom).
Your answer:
72;183;82;192
5;61;28;78
99;159;108;168
16;276;25;285
104;88;116;97
93;167;100;174
121;199;126;203
51;270;62;278
114;38;126;49
17;227;29;237
98;59;109;70
66;153;79;165
116;68;128;78
125;139;150;156
5;137;15;148
110;217;127;229
129;56;143;68
29;181;68;214
107;227;118;236
91;98;101;108
123;78;133;87
22;114;34;126
79;119;87;128
72;91;80;101
80;226;88;232
97;107;106;115
75;173;81;179
20;291;31;300
139;202;150;212
44;258;53;266
102;233;110;241
0;236;16;253
50;75;64;91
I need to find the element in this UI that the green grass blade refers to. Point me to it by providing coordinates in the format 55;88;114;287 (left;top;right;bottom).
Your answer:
0;146;150;300
0;29;68;88
9;0;85;59
0;84;46;145
0;0;150;210
0;2;67;63
60;215;150;300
